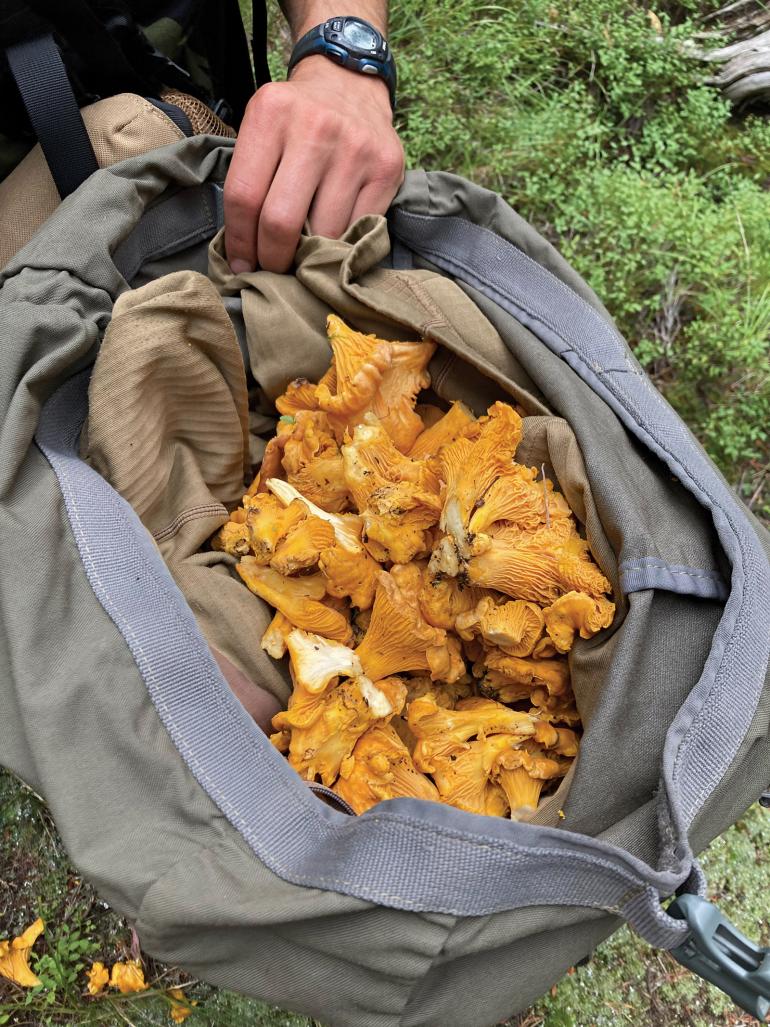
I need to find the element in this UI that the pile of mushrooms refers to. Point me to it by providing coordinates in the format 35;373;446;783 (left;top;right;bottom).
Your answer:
212;315;615;819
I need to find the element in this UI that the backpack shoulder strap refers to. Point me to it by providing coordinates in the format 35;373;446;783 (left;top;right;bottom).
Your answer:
5;32;98;197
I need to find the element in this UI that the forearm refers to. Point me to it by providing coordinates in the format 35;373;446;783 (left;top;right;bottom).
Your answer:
278;0;388;40
224;0;402;274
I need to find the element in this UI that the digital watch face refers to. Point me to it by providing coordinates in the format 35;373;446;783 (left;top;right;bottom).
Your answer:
343;20;379;51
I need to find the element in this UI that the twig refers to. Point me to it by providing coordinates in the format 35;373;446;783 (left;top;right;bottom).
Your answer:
748;470;768;509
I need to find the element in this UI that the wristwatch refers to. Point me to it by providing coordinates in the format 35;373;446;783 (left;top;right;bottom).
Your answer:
287;17;397;110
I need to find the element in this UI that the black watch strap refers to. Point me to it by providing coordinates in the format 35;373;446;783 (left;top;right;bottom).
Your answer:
287;18;397;110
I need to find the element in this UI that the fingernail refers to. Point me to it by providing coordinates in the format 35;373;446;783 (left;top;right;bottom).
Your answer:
230;259;252;275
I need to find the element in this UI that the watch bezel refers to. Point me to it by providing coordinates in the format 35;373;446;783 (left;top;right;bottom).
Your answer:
323;17;387;61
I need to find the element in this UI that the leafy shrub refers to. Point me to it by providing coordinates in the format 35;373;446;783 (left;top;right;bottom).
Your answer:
391;0;770;511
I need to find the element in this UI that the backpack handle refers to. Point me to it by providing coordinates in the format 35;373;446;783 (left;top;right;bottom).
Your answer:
669;894;770;1021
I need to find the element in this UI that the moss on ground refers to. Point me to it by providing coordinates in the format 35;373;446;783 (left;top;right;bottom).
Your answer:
2;772;768;1026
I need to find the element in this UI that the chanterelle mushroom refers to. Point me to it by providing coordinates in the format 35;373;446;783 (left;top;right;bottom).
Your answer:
260;610;294;659
490;745;568;820
455;597;545;658
428;735;512;817
272;673;406;786
236;559;351;643
418;569;484;631
439;402;524;558
354;568;446;681
266;477;363;554
479;650;571;698
408;694;535;773
542;591;615;653
315;316;436;451
407;400;476;461
341;420;442;563
270;516;336;576
279;409;350;514
334;722;440;813
466;521;611;604
285;628;364;694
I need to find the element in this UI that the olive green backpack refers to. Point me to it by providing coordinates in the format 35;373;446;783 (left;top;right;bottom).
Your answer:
1;136;768;1026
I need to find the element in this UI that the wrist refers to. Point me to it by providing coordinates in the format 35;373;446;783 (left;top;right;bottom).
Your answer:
288;53;393;117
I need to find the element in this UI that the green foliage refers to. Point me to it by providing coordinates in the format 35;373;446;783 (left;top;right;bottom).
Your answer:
390;0;770;508
27;923;97;1006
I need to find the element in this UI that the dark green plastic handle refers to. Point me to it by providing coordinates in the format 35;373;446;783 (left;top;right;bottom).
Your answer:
669;894;769;1022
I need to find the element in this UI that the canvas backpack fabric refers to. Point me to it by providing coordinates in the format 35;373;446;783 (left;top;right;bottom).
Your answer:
0;91;235;268
0;136;768;1027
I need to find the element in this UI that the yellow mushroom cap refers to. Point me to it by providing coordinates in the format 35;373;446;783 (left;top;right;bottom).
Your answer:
542;591;615;653
275;673;406;786
529;687;582;726
342;420;440;509
0;918;45;988
317;538;380;611
334;722;440;813
408;694;535;773
482;650;571;697
427;736;511;817
279;409;350;514
491;745;565;820
426;634;467;684
236;559;351;643
240;493;307;564
340;422;442;564
266;477;364;553
466;521;611;605
408;400;476;461
404;674;474;709
371;337;437;452
275;377;321;417
211;518;252;558
439;402;524;554
315;315;392;424
418;570;484;631
361;481;441;564
354;569;446;681
455;597;545;658
270;515;336;576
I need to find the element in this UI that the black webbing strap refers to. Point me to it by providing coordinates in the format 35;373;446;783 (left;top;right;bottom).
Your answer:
6;33;99;198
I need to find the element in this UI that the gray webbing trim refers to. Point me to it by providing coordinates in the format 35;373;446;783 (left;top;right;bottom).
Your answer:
112;183;223;283
619;559;729;601
35;370;690;947
389;209;770;845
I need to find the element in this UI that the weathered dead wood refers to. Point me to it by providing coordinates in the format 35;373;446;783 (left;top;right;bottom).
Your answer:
689;1;770;106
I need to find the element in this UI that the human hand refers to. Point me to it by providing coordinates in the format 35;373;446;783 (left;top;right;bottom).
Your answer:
224;55;405;274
